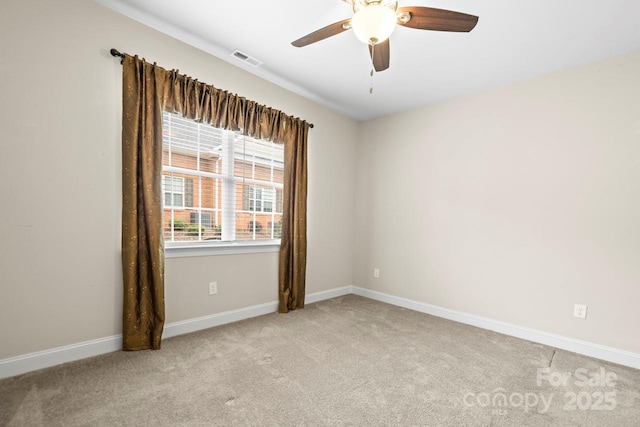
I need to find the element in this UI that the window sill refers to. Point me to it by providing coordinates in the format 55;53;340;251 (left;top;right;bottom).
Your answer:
165;240;281;259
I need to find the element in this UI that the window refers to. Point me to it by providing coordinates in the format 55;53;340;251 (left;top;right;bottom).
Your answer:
244;186;283;214
247;187;273;212
162;111;284;246
162;175;184;207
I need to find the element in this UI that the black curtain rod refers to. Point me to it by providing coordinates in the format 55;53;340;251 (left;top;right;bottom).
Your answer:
109;48;314;129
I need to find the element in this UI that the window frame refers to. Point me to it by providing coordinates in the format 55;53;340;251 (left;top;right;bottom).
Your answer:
161;111;283;257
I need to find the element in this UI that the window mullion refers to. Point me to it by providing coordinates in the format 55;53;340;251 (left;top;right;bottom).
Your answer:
167;114;175;241
215;161;220;229
221;131;236;241
196;124;202;240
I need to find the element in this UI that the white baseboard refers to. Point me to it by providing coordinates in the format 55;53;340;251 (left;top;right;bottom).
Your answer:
304;285;353;304
3;285;638;380
162;301;279;340
0;335;123;381
352;286;640;370
162;285;352;339
0;286;353;380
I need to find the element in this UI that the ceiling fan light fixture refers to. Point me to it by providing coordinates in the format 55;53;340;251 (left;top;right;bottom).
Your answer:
352;4;397;45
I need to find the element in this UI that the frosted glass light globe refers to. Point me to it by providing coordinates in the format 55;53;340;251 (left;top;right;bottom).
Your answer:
352;4;397;45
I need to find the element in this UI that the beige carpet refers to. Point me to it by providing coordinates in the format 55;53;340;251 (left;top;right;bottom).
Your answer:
1;295;639;426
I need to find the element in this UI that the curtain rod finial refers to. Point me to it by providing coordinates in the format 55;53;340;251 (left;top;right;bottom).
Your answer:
110;48;124;64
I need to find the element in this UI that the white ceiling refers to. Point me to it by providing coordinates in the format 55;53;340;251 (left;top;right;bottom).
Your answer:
98;0;640;121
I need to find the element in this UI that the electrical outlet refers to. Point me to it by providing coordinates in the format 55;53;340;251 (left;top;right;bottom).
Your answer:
573;304;587;319
373;268;380;278
209;282;218;295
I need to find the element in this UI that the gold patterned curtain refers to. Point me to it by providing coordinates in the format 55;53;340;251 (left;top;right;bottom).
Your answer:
278;120;308;313
120;55;309;350
121;56;166;351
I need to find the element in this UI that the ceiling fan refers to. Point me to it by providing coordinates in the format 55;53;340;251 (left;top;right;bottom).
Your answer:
292;0;479;72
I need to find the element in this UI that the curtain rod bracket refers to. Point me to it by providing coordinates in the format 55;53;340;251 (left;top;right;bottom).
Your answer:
110;48;125;64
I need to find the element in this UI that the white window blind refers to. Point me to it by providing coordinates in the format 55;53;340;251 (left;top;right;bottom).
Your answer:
162;111;284;245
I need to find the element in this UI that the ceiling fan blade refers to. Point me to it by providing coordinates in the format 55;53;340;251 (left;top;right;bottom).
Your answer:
291;19;352;47
369;39;390;72
397;7;478;32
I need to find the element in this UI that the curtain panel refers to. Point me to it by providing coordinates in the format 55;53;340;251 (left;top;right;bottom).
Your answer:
121;55;309;350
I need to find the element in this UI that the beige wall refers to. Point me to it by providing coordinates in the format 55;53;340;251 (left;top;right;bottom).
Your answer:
354;51;640;354
0;0;357;359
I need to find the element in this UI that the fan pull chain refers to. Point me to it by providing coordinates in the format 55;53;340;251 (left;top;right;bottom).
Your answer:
370;69;374;94
369;43;375;94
